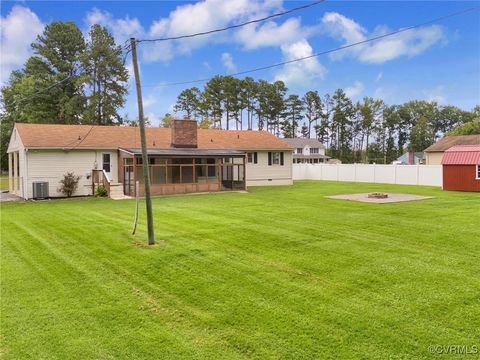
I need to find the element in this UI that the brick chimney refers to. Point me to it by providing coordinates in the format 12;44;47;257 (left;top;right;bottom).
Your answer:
171;119;198;148
408;151;415;165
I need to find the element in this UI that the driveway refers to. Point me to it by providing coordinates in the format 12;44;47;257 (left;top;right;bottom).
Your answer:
0;192;23;202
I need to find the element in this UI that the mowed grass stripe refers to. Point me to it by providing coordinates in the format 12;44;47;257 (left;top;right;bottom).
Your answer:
1;181;479;359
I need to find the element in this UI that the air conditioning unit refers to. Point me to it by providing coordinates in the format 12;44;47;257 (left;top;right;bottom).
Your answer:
32;181;49;199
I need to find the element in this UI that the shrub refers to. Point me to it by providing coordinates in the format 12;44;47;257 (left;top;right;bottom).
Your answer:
58;172;81;197
96;185;108;197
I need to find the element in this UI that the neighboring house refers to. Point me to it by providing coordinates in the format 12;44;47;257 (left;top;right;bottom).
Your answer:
7;120;293;199
282;138;330;164
441;145;480;192
424;135;480;165
393;151;426;165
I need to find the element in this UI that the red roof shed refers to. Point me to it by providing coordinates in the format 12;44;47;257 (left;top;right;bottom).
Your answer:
441;145;480;192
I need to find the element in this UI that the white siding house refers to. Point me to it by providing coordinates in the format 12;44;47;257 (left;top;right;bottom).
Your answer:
7;122;293;199
282;138;330;164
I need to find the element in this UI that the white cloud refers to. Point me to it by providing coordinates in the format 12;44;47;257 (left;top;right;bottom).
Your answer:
203;61;212;71
376;71;383;82
321;12;445;64
423;85;447;104
0;6;44;85
143;0;311;62
235;17;309;50
274;39;326;88
143;95;158;108
146;112;161;126
84;8;144;44
221;52;237;73
344;81;364;98
81;1;314;65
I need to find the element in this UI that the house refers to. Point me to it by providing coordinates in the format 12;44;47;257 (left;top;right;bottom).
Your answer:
7;120;293;199
282;138;330;164
441;145;480;192
392;151;426;165
424;135;480;165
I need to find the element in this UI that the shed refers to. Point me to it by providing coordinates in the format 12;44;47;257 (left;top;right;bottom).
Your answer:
441;145;480;192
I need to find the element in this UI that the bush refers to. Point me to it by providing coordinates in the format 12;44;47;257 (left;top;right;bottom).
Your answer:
95;185;108;197
58;172;81;197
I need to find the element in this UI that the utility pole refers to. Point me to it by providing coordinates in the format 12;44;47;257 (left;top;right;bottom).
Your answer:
130;37;155;245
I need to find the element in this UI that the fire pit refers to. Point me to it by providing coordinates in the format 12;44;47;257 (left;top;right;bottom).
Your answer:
368;192;388;199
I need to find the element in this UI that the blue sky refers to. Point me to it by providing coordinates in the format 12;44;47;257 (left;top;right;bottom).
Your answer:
1;1;479;126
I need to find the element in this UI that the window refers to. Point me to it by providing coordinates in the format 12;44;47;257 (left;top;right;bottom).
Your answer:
477;165;480;179
103;153;111;172
268;152;284;166
310;148;319;154
296;148;303;154
247;152;258;164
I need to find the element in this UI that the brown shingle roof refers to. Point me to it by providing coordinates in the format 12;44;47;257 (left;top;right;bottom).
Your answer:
424;135;480;152
15;123;293;151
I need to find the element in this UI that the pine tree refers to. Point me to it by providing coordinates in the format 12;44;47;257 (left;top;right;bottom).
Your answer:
31;21;87;124
282;94;304;138
303;91;321;138
174;87;202;119
82;24;128;125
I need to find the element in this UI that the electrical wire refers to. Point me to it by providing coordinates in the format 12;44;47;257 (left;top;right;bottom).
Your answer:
136;0;326;43
142;6;479;88
6;75;74;109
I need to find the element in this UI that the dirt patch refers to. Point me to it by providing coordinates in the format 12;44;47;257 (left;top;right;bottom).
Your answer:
325;193;434;204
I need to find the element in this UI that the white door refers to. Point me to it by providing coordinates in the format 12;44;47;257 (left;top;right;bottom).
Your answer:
102;153;112;180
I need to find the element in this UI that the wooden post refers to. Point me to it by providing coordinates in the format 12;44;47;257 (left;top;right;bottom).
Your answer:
13;151;18;193
130;38;155;245
8;153;13;193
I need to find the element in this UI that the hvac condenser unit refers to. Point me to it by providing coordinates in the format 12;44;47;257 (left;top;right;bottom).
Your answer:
32;181;49;199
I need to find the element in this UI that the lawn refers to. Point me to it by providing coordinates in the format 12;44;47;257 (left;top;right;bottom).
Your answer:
1;181;479;359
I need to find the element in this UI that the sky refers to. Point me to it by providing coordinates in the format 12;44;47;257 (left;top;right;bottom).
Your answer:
1;0;479;126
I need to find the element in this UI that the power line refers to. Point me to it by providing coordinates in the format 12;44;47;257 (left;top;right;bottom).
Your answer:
6;75;75;109
136;0;326;43
145;6;479;88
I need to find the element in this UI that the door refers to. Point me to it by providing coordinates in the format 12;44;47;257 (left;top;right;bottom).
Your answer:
124;165;133;196
102;153;112;180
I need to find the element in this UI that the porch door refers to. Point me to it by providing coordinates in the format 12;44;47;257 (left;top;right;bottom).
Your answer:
124;165;133;196
102;153;112;180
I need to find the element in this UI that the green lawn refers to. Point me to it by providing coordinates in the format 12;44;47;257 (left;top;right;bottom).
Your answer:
1;181;479;359
0;175;8;191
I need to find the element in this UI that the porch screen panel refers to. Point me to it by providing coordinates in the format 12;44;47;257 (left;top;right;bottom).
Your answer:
181;166;194;183
152;166;166;184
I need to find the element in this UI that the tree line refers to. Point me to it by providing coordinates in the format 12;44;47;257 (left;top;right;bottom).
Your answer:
1;21;479;169
0;21;129;169
170;76;480;163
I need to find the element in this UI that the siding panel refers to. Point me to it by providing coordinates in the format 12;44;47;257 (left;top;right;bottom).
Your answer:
27;150;118;198
246;151;292;186
443;165;480;192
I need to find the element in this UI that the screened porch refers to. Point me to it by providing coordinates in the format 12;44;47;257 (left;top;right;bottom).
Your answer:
119;148;246;196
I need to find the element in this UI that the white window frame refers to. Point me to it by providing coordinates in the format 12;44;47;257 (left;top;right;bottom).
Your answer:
272;152;281;165
476;164;480;180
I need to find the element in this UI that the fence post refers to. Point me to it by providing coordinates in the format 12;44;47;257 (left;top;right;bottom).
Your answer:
373;164;376;183
416;164;420;185
394;164;397;185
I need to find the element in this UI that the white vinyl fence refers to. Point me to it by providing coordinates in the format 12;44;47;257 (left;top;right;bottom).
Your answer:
293;164;443;187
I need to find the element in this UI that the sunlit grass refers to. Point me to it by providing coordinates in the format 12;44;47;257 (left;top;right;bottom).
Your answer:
1;181;479;359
